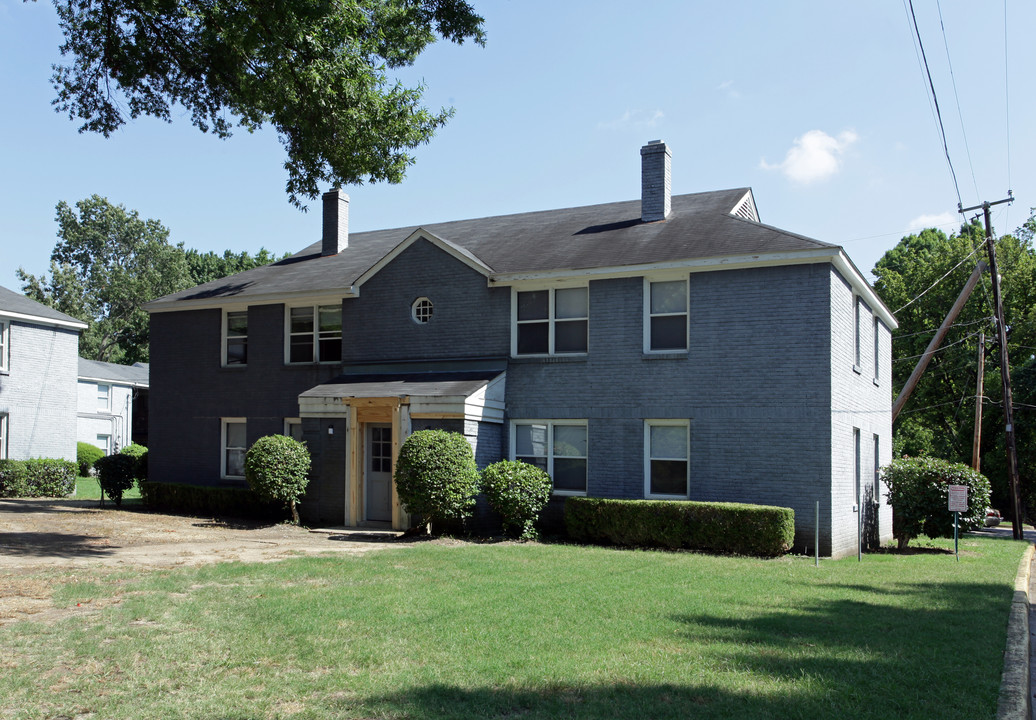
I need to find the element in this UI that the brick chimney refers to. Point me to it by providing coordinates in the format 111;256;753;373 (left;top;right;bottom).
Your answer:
640;140;671;222
322;188;349;256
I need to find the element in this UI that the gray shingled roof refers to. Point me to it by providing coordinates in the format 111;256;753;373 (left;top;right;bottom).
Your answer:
0;285;87;328
78;358;150;387
149;189;837;307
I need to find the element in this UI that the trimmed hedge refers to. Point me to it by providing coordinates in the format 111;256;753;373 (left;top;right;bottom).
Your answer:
139;481;282;520
565;498;794;557
77;442;105;476
94;454;138;506
0;458;77;498
120;443;148;481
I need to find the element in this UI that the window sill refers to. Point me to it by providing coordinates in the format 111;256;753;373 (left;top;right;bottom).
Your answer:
510;355;587;364
220;365;248;370
646;493;690;501
552;490;587;497
852;364;862;375
873;378;880;387
642;352;688;361
286;361;342;366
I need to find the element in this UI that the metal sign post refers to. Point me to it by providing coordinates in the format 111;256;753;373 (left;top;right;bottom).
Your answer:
948;485;968;562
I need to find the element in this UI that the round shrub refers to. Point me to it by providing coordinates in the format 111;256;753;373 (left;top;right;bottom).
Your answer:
481;460;552;539
120;443;148;481
882;456;991;549
244;435;311;524
77;442;105;477
394;430;480;533
94;453;138;506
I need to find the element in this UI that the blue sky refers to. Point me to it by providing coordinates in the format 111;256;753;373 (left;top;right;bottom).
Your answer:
1;1;1032;294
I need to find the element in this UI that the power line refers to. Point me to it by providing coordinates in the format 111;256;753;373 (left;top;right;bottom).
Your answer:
893;242;985;314
907;0;963;208
937;0;980;199
1003;0;1013;228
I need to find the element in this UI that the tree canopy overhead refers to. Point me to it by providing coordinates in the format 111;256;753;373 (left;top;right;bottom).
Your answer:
51;0;485;207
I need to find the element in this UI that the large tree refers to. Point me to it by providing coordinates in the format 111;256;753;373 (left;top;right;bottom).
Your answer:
18;195;191;364
185;247;286;286
50;0;485;207
872;214;1036;514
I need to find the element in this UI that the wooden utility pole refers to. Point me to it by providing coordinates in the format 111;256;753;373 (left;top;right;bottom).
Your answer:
972;331;984;472
891;261;988;422
960;194;1023;539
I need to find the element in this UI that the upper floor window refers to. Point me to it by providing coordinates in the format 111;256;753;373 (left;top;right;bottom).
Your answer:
514;287;588;356
97;383;111;411
873;317;881;383
512;420;588;495
412;297;434;324
645;420;689;498
288;304;342;363
646;279;688;351
224;310;248;366
0;320;8;371
854;297;862;369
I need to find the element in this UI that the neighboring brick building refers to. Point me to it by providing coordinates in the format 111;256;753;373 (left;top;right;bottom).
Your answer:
146;141;896;557
0;285;86;462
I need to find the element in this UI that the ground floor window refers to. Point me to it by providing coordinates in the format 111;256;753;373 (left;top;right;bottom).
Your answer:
96;434;111;455
644;420;689;498
284;418;303;443
511;420;587;495
222;418;247;478
0;413;7;460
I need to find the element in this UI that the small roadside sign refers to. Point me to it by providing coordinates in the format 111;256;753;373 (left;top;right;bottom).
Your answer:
948;485;968;513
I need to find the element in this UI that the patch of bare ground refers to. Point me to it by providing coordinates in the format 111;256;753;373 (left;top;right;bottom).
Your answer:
0;498;413;626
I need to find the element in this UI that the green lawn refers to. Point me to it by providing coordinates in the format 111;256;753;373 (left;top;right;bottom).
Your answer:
2;535;1025;720
73;476;142;504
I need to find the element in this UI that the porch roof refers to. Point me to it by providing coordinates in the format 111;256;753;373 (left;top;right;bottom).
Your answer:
299;369;506;423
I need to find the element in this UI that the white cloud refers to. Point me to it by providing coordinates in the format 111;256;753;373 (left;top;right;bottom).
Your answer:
717;80;740;99
760;129;858;183
907;212;957;232
598;109;664;130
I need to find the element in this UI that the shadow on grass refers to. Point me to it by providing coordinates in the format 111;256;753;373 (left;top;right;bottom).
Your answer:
0;531;114;558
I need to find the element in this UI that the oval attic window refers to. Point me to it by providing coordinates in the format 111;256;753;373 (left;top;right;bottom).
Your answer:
412;297;433;324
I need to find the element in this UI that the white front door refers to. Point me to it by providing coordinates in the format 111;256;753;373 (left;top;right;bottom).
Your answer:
365;424;393;523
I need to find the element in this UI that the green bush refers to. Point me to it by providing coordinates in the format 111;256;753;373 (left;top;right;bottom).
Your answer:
565;498;795;557
0;458;77;498
244;435;311;524
77;442;105;476
139;481;282;519
882;456;991;549
120;443;148;481
94;453;138;506
0;460;29;497
481;460;552;539
394;430;480;533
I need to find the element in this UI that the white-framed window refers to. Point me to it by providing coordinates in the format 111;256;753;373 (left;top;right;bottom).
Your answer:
287;304;342;363
0;320;8;372
221;418;247;479
97;383;111;412
873;317;881;383
0;413;7;459
644;420;689;498
873;434;881;499
411;297;434;324
223;310;248;366
511;420;587;495
96;433;111;455
513;287;588;356
284;418;303;443
854;427;862;507
645;278;688;352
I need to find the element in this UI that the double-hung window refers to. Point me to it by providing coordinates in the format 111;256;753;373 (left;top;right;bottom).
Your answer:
0;320;8;372
224;310;248;366
222;419;247;479
514;287;588;355
512;421;587;495
646;279;688;351
288;304;342;363
873;317;881;383
644;420;689;498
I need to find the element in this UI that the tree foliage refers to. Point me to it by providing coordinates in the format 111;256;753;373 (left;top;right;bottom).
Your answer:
51;0;485;207
872;214;1036;514
18;195;190;364
882;457;991;549
481;460;552;539
18;195;282;364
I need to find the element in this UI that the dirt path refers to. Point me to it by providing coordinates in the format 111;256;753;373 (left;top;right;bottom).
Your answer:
0;498;413;624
